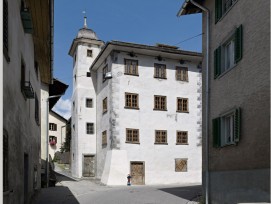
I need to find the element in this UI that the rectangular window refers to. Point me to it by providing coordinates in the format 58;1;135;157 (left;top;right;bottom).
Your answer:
49;123;57;131
155;130;167;144
125;93;139;109
176;67;188;81
86;98;93;108
103;97;107;113
213;108;241;147
102;131;107;146
35;93;39;125
3;0;9;61
177;98;189;112
124;59;138;76
87;49;93;57
175;159;188;172
86;123;94;134
103;65;108;82
86;72;91;77
215;0;238;22
126;128;139;143
154;95;167;111
154;63;166;79
49;136;57;145
176;131;188;144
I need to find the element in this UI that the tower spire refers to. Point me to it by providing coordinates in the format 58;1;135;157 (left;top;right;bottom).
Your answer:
83;11;87;28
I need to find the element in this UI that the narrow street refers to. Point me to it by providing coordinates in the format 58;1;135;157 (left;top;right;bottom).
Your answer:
32;164;202;204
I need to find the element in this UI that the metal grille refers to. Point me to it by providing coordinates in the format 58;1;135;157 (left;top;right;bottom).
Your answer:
175;159;188;172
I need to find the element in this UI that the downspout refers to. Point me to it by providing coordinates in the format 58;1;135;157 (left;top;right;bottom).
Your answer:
50;0;54;84
189;1;210;203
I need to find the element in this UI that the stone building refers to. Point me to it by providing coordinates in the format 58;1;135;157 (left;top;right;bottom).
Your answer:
70;19;203;185
178;0;270;203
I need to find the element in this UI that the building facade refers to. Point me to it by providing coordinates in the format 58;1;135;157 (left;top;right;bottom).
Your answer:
178;0;270;203
3;0;53;203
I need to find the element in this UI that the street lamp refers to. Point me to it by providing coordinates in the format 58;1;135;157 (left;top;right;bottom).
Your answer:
46;94;64;187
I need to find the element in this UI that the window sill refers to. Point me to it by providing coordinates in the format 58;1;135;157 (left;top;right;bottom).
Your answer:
124;73;139;77
154;143;168;145
176;79;189;82
176;143;189;145
153;109;167;111
103;110;108;114
176;111;189;113
125;142;140;144
124;107;139;110
154;76;167;80
216;63;238;80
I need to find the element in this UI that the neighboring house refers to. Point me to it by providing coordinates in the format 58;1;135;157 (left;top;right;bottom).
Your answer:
3;0;53;203
178;0;270;203
69;19;203;185
48;110;68;159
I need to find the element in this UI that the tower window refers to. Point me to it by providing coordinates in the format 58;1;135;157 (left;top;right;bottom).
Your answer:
87;49;92;57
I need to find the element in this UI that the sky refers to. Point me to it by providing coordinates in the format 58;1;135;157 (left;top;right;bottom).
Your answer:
52;0;202;119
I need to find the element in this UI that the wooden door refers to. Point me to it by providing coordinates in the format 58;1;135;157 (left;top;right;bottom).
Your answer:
131;162;144;185
83;155;95;177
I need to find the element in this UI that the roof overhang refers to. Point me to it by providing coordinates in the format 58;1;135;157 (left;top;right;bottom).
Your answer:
177;0;203;16
50;110;68;122
28;0;53;84
49;78;68;110
90;41;202;71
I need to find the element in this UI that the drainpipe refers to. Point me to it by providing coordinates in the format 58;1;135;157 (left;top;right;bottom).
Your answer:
188;1;210;203
50;0;54;84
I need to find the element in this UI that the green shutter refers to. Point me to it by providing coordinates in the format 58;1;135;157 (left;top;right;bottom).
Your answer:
234;25;243;63
213;117;221;147
214;46;221;79
215;0;222;23
234;108;241;142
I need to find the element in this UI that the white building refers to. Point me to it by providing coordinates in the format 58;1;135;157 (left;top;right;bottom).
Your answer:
70;21;202;185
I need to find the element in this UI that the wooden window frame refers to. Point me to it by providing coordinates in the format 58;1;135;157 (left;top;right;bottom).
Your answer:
154;130;168;144
102;131;107;146
103;97;107;113
86;123;94;134
154;63;167;79
124;59;139;76
177;98;189;113
125;93;139;110
86;98;93;108
175;158;188;172
176;67;188;81
126;128;140;144
176;131;188;145
154;95;167;111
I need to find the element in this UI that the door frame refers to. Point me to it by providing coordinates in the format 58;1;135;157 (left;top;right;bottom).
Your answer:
130;161;145;185
82;154;96;177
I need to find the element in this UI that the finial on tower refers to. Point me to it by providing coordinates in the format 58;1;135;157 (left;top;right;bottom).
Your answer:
82;11;87;28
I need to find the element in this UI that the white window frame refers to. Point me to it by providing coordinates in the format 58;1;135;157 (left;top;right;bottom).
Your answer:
221;112;235;146
223;37;235;72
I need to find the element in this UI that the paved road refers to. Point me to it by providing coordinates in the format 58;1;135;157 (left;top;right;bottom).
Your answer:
32;170;202;204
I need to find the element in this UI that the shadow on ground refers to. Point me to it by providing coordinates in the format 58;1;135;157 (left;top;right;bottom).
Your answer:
55;171;78;182
159;185;202;201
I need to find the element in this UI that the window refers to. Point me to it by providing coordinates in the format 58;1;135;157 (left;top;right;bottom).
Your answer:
35;93;39;125
87;49;92;57
86;123;94;134
154;95;167;111
86;72;91;77
103;65;108;82
177;98;189;112
154;63;166;79
215;0;238;22
176;67;188;81
125;93;139;109
3;130;8;192
34;61;39;79
3;0;9;61
49;136;57;145
126;128;139;143
213;108;241;147
214;25;243;78
175;159;188;172
49;123;57;131
176;131;188;144
86;98;93;108
103;97;107;113
102;131;107;146
155;130;167;144
124;59;138;76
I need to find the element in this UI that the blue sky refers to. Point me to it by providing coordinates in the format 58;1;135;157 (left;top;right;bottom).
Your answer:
53;0;202;118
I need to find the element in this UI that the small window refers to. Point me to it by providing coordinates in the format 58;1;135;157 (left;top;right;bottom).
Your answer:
86;98;93;108
125;93;139;109
154;63;166;79
176;131;188;144
124;59;138;76
175;158;188;172
49;123;57;131
177;98;189;112
103;97;107;113
103;65;108;82
35;93;39;125
86;72;91;77
87;49;93;57
154;95;167;111
86;123;94;134
49;136;57;145
126;128;139;143
102;131;107;146
215;0;238;22
155;130;167;144
176;67;188;81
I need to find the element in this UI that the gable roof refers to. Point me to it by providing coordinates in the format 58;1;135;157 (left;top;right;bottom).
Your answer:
177;0;203;16
50;110;68;123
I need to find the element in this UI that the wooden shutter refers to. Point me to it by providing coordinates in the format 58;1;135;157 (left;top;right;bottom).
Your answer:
234;25;243;63
215;0;222;23
234;108;241;142
213;117;221;147
214;46;221;79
